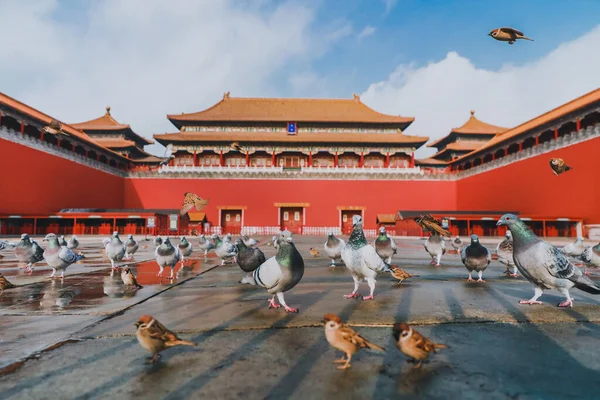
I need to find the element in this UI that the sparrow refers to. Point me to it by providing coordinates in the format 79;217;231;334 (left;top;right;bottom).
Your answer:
389;266;418;284
488;27;533;44
180;192;210;215
134;315;196;363
309;248;321;258
0;273;17;295
121;267;143;289
323;314;385;370
42;119;67;136
414;214;451;237
392;322;447;369
230;142;243;152
549;158;572;176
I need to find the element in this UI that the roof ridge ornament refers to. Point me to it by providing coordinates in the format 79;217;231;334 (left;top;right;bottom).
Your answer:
353;93;360;101
106;106;111;115
223;91;231;100
470;110;475;117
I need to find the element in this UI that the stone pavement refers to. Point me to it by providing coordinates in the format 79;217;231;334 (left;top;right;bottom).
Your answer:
1;235;600;399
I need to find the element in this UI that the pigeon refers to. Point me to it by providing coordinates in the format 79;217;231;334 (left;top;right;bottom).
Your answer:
562;237;585;260
43;233;85;279
67;235;79;250
153;236;163;247
324;231;345;268
0;240;17;252
497;213;600;307
155;237;181;279
0;273;17;295
178;236;193;263
496;231;518;277
212;234;238;265
280;230;292;240
242;235;259;247
121;266;143;289
309;248;321;258
488;27;534;44
59;235;68;247
253;235;304;312
104;231;126;270
223;233;233;243
341;215;392;301
414;214;451;237
180;192;210;216
374;227;397;264
424;233;446;266
14;233;44;273
389;266;418;284
461;234;491;282
549;158;572;176
451;236;462;253
269;235;280;249
159;143;175;166
125;234;139;259
580;242;600;274
198;234;215;256
235;238;266;285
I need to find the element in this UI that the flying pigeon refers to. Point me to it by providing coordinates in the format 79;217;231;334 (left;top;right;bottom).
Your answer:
43;233;85;279
323;231;345;268
424;233;446;266
488;27;533;44
497;213;600;307
414;214;451;237
374;226;397;264
451;236;462;253
549;158;572;176
211;234;238;265
341;215;393;301
178;236;193;263
180;192;210;216
155;237;181;279
253;236;304;312
14;233;44;273
461;234;491;282
125;234;139;259
159;144;175;166
496;231;518;277
198;234;215;256
59;235;68;247
235;238;266;285
67;235;79;250
104;231;126;270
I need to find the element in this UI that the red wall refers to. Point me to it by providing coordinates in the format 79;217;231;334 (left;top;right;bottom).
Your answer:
457;137;600;222
0;139;124;214
124;178;457;229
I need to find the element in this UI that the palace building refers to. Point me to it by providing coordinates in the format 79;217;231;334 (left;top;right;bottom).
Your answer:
1;88;599;238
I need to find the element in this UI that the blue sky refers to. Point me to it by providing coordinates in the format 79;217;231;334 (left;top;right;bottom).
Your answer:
1;0;599;157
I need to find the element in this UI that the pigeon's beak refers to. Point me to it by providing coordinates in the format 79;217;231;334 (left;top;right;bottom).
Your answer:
496;220;503;227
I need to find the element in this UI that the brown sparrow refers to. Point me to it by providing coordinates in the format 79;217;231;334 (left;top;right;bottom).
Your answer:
0;273;16;295
393;322;447;369
323;313;385;370
389;266;418;284
134;315;196;363
309;248;321;258
549;158;572;176
121;267;143;289
180;192;210;216
488;27;533;44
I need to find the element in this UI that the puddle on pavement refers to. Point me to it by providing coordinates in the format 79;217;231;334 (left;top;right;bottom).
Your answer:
0;259;208;314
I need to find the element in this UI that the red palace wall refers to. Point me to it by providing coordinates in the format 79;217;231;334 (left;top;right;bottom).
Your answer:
457;136;600;223
124;178;457;229
0;139;124;214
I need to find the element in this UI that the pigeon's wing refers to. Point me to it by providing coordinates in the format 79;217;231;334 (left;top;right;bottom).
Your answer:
361;245;387;272
253;257;282;290
58;247;79;264
501;27;524;36
461;247;467;263
389;236;397;251
542;244;580;280
164;144;174;157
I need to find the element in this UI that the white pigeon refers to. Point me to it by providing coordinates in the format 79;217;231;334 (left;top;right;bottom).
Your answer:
67;235;79;250
451;236;462;253
424;233;446;266
341;215;392;301
125;234;139;259
198;234;215;256
562;237;585;259
42;233;85;279
212;234;238;265
580;242;600;274
104;232;126;270
323;231;345;267
178;236;193;263
496;231;518;277
155;237;181;279
0;240;17;252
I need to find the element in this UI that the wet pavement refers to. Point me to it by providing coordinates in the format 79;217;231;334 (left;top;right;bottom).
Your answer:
1;235;600;398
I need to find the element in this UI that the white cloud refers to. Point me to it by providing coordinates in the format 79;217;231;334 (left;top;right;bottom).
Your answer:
357;26;376;40
383;0;397;15
361;25;600;158
0;0;345;155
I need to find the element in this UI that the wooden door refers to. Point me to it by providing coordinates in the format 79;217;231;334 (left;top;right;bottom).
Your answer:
341;210;361;235
222;210;242;234
281;207;303;234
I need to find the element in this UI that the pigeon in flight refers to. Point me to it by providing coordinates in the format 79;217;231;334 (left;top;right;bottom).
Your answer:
159;144;175;166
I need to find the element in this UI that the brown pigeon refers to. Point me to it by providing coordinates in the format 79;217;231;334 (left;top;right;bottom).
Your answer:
549;158;572;176
488;27;533;44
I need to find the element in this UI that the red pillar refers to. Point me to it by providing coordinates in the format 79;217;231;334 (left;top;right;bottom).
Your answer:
334;152;338;167
96;154;100;161
40;131;45;141
384;152;390;168
576;118;581;132
219;150;224;166
193;150;197;166
518;142;523;152
554;128;559;139
57;138;62;147
535;135;539;146
308;152;313;166
271;152;275;166
245;152;250;166
71;144;76;152
20;121;25;134
504;148;508;156
492;153;495;161
0;112;2;126
359;152;364;167
409;152;415;168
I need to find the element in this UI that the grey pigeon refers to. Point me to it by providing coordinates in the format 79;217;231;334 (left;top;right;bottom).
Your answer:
461;234;491;282
155;237;181;279
451;236;462;253
42;233;85;278
424;233;446;266
497;213;600;308
67;235;79;250
496;231;517;277
14;233;44;273
178;236;193;263
198;234;215;256
223;233;233;243
235;238;266;284
104;231;126;270
253;236;304;312
562;237;585;260
341;215;392;301
374;226;397;264
242;235;259;247
323;231;345;267
153;236;163;247
125;234;139;259
58;235;68;247
212;234;238;265
580;242;600;272
0;240;17;252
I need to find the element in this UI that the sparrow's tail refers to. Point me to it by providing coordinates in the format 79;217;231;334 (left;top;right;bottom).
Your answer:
520;36;534;41
434;343;448;349
367;341;385;352
565;165;572;172
169;339;197;347
136;283;144;289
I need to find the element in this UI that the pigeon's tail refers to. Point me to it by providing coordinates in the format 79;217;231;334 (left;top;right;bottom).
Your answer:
574;275;600;295
76;253;85;262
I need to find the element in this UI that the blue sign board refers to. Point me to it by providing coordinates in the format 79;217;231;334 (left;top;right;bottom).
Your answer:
287;122;297;134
